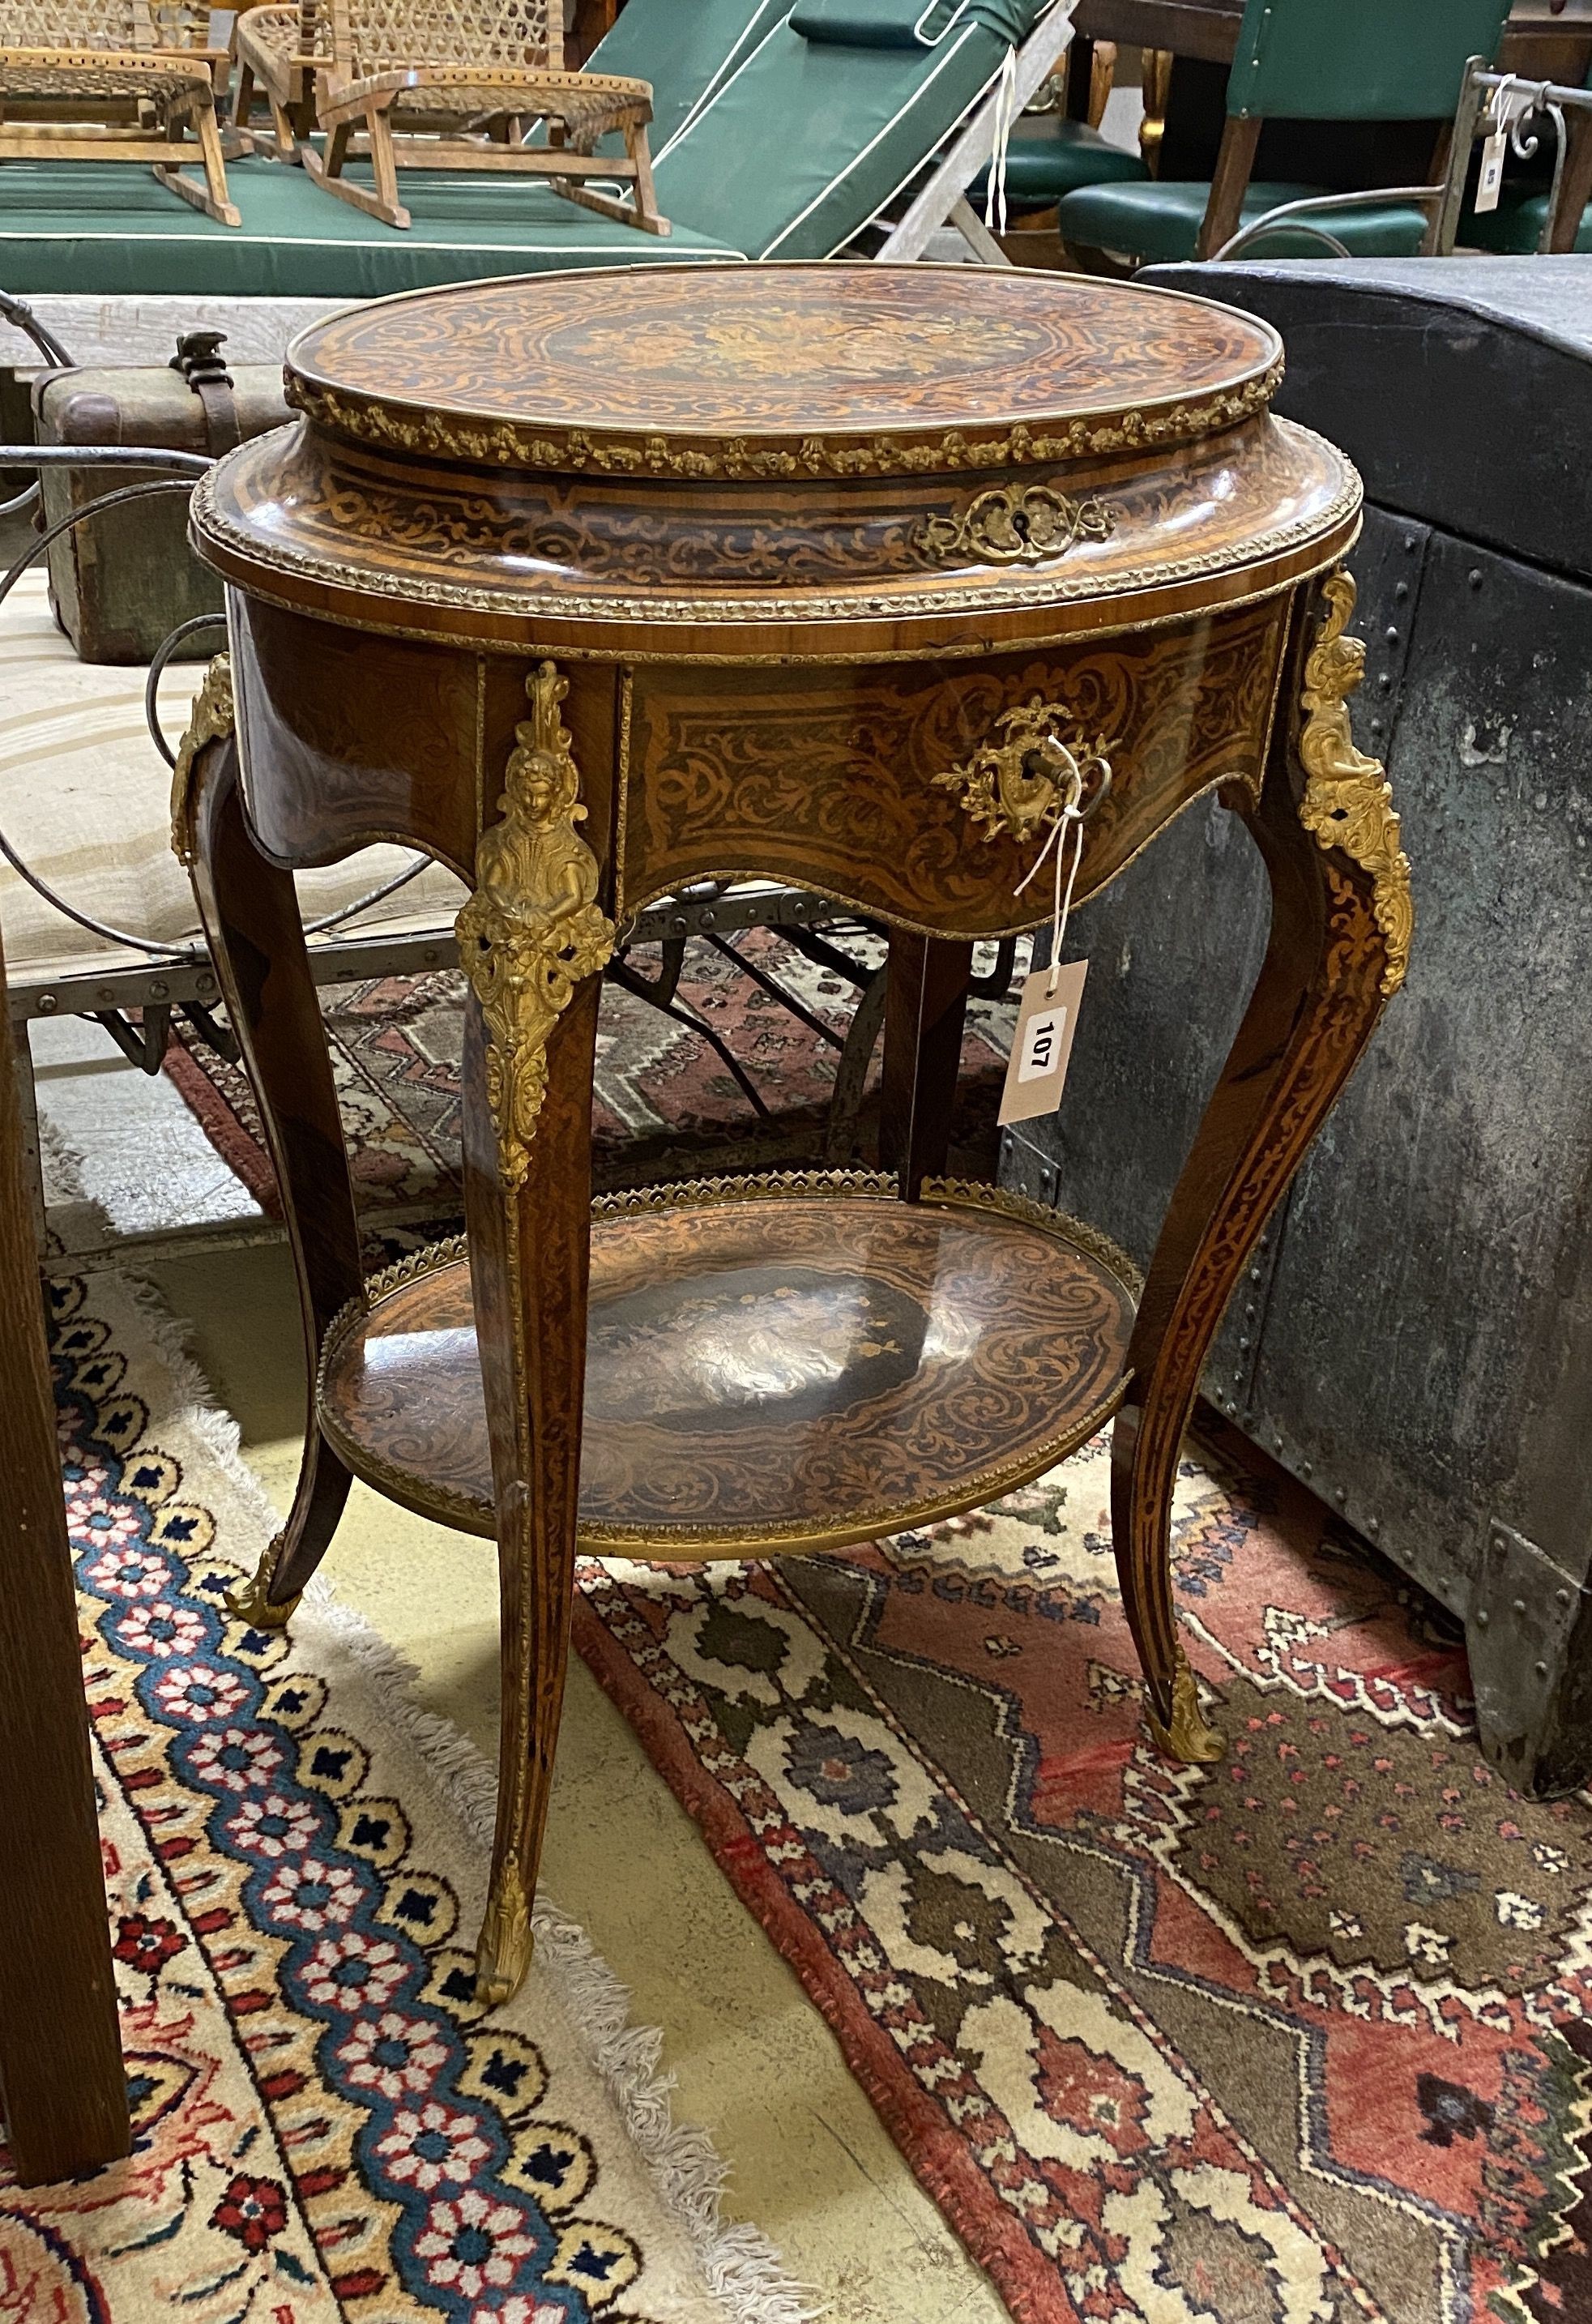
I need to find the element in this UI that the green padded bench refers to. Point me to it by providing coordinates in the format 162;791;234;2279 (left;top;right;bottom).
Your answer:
0;0;1058;298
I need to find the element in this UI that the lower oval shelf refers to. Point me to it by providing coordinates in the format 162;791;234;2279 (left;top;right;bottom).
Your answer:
316;1179;1139;1560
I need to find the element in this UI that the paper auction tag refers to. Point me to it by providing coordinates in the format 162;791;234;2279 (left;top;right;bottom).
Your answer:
1476;128;1507;213
999;960;1087;1126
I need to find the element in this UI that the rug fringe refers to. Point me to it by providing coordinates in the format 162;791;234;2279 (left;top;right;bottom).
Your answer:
95;1259;819;2324
303;1582;822;2324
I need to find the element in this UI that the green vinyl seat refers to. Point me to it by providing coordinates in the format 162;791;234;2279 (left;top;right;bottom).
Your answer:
1056;0;1513;267
1056;179;1431;263
1467;189;1592;253
0;0;1056;294
969;117;1147;213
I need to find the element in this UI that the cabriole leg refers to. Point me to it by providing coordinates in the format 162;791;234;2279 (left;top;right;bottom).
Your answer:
456;664;614;2006
175;664;362;1629
1113;571;1413;1760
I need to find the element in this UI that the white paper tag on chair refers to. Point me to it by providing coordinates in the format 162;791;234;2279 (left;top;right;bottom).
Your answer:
999;961;1087;1126
1476;129;1507;214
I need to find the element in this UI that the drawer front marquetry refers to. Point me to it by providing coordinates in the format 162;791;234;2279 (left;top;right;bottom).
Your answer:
621;596;1291;936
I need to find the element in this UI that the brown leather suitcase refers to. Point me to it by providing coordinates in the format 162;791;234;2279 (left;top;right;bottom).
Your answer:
32;332;289;666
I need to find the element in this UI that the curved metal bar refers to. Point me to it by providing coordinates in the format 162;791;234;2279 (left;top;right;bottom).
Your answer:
0;289;75;370
300;855;431;937
0;443;211;478
145;613;229;768
0;296;76;518
1214;185;1438;263
0;480;212;961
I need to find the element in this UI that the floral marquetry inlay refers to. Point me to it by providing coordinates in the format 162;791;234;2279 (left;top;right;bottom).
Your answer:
286;265;1284;479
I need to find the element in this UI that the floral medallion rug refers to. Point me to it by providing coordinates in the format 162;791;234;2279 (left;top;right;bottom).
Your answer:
569;1426;1592;2324
11;1263;807;2324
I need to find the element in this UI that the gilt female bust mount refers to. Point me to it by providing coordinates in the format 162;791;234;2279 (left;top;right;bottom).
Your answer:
173;263;1409;2006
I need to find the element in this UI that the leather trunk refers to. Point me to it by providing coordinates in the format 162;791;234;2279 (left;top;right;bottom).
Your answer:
32;348;289;665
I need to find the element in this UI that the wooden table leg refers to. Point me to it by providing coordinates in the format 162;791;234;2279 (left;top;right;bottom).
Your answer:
455;663;614;2006
0;925;128;2184
880;931;974;1199
177;690;362;1627
1113;572;1413;1759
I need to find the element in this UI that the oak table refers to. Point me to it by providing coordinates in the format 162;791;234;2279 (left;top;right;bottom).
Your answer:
173;263;1411;2008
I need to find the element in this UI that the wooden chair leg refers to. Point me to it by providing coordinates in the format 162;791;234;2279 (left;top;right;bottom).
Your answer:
155;102;242;227
879;931;972;1199
182;724;361;1625
1112;570;1411;1758
231;58;258;151
625;122;668;234
463;980;601;2008
1195;113;1260;258
369;107;405;225
270;96;299;161
305;108;411;226
0;935;128;2185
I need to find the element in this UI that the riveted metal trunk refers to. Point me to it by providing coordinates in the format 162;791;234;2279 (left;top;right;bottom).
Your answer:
1001;258;1592;1793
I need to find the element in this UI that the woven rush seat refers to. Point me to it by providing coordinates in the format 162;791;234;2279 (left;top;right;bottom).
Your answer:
0;46;213;101
0;5;239;224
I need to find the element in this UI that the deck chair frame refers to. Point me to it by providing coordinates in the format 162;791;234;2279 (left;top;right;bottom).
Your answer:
0;5;238;226
874;0;1076;264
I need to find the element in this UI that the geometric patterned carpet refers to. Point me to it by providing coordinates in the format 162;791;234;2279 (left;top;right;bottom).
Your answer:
163;931;1010;1225
572;1427;1592;2324
157;923;1592;2320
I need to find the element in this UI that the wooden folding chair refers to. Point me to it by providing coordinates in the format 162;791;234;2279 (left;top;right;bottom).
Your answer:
231;0;325;161
0;1;240;225
295;0;668;233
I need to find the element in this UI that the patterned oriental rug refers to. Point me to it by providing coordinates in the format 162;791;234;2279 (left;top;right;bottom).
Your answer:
153;929;1592;2320
162;935;1009;1222
571;1433;1592;2324
16;1263;808;2324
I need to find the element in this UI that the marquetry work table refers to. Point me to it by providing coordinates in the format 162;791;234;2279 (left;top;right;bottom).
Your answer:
172;263;1411;2007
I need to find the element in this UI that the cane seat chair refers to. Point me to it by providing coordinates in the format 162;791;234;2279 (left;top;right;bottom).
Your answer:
230;0;326;162
288;0;667;233
0;0;239;224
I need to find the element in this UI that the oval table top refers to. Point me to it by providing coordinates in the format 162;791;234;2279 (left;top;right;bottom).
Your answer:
194;262;1361;662
283;262;1284;477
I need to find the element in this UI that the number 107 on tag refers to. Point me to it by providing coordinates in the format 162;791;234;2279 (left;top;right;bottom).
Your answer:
999;959;1088;1128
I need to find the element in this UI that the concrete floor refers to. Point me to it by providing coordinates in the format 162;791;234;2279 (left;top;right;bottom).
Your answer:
37;1020;1011;2324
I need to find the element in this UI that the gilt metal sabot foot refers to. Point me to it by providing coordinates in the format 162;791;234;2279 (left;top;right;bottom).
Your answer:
475;1863;535;2007
225;1540;302;1631
1146;1646;1225;1764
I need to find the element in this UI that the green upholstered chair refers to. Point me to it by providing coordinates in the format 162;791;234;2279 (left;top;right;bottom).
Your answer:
1055;0;1514;267
969;116;1146;216
0;0;1065;293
